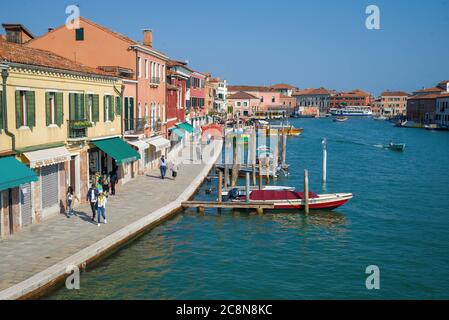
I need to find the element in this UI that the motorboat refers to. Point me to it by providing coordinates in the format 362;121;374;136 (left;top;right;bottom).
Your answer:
333;116;348;122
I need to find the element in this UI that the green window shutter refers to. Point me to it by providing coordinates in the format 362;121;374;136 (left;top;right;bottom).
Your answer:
26;91;36;128
0;91;3;130
45;92;51;126
85;95;90;121
115;96;122;116
103;95;107;122
109;96;115;121
79;94;85;120
93;94;100;122
15;91;22;128
69;93;75;121
56;92;64;126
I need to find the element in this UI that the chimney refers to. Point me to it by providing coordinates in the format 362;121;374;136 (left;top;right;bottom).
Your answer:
48;28;54;33
143;29;152;47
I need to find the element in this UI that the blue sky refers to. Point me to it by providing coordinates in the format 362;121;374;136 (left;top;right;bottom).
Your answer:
1;0;448;95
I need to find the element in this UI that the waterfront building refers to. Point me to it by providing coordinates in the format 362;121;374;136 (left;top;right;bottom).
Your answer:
204;73;215;115
227;91;260;117
227;85;289;118
189;71;208;130
371;98;382;117
269;83;297;97
407;80;449;124
25;17;171;173
206;77;227;114
436;95;449;127
329;89;372;108
379;91;409;118
0;38;131;236
166;60;190;147
293;87;332;115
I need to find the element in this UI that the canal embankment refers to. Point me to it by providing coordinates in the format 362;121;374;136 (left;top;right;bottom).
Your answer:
0;140;222;300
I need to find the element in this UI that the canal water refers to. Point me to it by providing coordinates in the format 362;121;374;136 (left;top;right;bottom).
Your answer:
47;119;449;299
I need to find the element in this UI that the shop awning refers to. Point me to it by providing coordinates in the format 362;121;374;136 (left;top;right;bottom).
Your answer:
23;146;71;169
92;137;140;165
146;136;171;152
0;157;38;191
176;122;195;133
171;128;185;139
127;140;149;151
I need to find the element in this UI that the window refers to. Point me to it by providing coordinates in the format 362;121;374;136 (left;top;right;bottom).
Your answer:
243;102;248;107
75;28;84;41
15;90;35;128
145;59;149;79
272;96;275;103
237;102;241;107
138;57;142;78
104;95;114;122
45;92;63;126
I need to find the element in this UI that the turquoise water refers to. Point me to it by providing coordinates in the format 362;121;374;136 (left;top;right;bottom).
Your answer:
47;119;449;299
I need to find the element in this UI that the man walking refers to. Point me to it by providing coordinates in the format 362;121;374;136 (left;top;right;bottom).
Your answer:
110;169;118;196
160;155;167;180
87;184;98;222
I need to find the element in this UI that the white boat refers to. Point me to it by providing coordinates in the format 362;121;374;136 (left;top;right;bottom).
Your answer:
374;115;387;121
330;106;373;117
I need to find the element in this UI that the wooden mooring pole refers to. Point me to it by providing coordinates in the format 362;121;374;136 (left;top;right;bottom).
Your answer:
304;169;310;215
258;160;263;190
246;172;250;203
218;170;223;203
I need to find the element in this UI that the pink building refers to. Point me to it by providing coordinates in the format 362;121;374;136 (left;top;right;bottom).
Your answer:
227;92;260;117
189;71;206;117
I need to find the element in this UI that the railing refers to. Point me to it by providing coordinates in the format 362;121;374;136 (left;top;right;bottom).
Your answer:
67;120;91;139
150;77;161;85
124;118;148;134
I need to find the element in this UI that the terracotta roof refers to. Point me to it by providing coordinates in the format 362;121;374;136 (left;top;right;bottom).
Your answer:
228;91;259;100
408;93;449;100
438;80;449;87
333;89;371;97
0;38;112;77
293;87;331;96
414;87;443;94
270;83;297;89
228;85;275;92
381;91;409;97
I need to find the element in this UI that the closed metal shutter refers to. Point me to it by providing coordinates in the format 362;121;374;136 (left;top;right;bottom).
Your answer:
21;183;32;227
41;164;59;209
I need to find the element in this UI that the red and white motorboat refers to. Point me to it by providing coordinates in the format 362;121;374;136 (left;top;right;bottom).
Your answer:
235;190;353;211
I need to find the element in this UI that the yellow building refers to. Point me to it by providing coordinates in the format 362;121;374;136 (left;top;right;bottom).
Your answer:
0;38;139;236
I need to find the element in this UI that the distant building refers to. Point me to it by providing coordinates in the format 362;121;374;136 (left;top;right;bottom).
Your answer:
270;83;297;97
293;87;332;115
189;71;206;117
436;95;449;127
329;89;372;108
227;91;260;117
407;80;449;123
379;91;409;118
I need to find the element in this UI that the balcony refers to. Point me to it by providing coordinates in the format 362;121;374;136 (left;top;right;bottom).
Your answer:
67;120;92;140
150;77;161;87
124;118;148;135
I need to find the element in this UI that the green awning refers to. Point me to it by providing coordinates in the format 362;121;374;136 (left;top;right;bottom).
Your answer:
171;128;185;139
0;157;38;191
176;122;195;133
92;137;140;165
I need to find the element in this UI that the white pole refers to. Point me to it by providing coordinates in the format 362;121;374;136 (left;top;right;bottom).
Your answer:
322;138;327;184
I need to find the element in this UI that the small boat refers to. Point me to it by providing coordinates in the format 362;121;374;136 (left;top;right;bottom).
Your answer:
265;125;304;137
424;124;449;131
333;116;348;122
387;142;406;151
374;115;388;121
231;190;353;211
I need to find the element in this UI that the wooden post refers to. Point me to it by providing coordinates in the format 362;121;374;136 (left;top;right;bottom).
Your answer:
218;170;223;203
231;137;239;187
258;160;263;190
304;169;310;215
266;162;270;185
224;164;229;189
322;138;327;184
246;172;250;203
251;127;257;186
282;130;287;166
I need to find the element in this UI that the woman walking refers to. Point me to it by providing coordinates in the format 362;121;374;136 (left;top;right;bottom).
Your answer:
170;161;179;180
97;191;108;227
66;187;78;218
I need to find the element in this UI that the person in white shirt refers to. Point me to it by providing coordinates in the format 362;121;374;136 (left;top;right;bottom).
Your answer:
160;155;167;179
97;191;108;227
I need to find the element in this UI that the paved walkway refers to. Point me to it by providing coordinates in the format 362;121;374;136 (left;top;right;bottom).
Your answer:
0;140;221;298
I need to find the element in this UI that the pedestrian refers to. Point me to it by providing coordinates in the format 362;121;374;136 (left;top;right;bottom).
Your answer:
103;172;110;193
87;184;99;222
97;191;108;227
170;161;179;180
66;186;78;218
110;169;117;196
160;155;167;179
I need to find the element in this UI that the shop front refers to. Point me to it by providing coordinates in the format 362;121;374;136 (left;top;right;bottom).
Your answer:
89;137;141;187
144;136;171;170
22;146;71;220
0;156;38;236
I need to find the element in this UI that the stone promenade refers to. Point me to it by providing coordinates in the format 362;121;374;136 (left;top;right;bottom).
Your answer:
0;140;222;299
